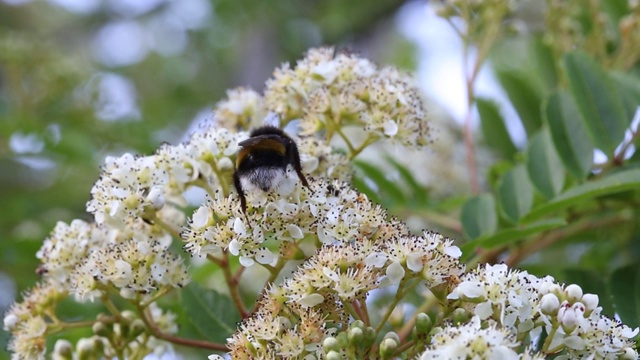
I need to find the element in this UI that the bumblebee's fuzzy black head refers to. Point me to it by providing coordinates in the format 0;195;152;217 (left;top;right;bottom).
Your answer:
233;126;310;214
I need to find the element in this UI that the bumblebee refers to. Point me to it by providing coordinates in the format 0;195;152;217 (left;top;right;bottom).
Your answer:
233;126;310;214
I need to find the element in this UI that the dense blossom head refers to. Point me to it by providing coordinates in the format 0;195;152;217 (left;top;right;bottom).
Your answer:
447;263;639;358
419;316;544;360
70;236;190;301
86;126;246;227
216;194;466;358
264;47;430;148
182;178;388;265
36;220;113;285
213;87;265;131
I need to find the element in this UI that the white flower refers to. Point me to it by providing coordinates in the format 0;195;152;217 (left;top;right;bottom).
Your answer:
386;261;406;285
299;293;324;307
419;316;520;360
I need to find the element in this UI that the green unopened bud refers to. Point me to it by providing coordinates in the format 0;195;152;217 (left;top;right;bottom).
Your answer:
363;326;377;347
92;321;110;337
92;336;105;355
52;339;73;360
389;307;404;328
383;331;400;343
350;320;365;330
322;337;340;353
348;327;364;346
130;319;146;339
415;313;432;335
120;311;136;324
116;321;130;340
76;338;95;360
379;337;398;359
96;313;111;324
326;350;342;360
452;308;471;325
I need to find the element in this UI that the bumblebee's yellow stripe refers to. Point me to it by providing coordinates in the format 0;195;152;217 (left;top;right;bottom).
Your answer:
236;138;286;167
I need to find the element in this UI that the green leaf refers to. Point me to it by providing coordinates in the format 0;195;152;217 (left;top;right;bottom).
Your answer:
526;128;565;197
385;156;429;205
564;268;614;316
477;98;517;159
476;218;566;249
530;35;558;92
610;71;640;121
564;52;628;154
523;168;640;221
352;174;383;205
498;165;534;223
610;264;640;328
181;282;240;343
602;0;630;23
544;91;594;179
355;161;407;205
460;193;497;240
495;70;543;137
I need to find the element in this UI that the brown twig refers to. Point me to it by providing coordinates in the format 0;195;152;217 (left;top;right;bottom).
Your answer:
137;304;227;351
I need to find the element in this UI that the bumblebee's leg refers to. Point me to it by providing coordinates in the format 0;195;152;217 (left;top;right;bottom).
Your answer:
287;140;310;188
233;171;248;214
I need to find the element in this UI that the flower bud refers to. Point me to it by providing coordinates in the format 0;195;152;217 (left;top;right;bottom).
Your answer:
348;327;364;346
415;313;432;335
379;337;398;359
452;308;471;325
92;321;110;337
540;293;560;315
3;314;18;331
363;326;377;347
146;186;165;210
622;347;638;359
383;331;400;343
558;301;585;331
581;293;599;313
326;350;342;360
322;337;340;353
53;339;73;360
217;157;233;171
77;338;95;360
565;284;583;302
350;320;365;330
130;319;146;338
121;310;136;324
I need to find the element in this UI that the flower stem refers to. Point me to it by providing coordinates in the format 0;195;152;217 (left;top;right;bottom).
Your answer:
219;252;249;318
136;303;228;351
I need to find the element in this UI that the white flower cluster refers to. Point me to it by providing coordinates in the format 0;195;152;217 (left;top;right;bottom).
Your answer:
218;205;465;358
36;220;113;284
264;47;430;147
213;87;264;131
297;136;352;182
4;280;62;360
419;316;545;360
86;127;245;227
4;217;185;359
447;263;639;359
71;236;189;301
182;178;388;266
